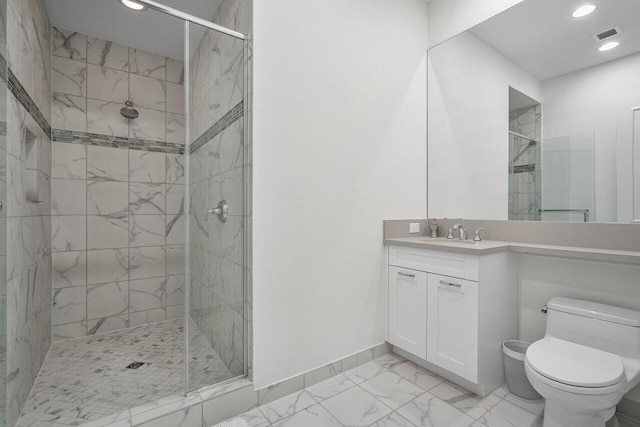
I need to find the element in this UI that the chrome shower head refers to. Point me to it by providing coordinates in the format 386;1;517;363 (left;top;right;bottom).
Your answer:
120;101;139;119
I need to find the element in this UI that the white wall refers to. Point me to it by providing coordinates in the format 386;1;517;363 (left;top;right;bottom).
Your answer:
427;0;524;48
542;52;640;222
252;0;429;388
428;32;541;220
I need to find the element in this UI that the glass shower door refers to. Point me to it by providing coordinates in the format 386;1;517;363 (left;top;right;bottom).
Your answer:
540;133;595;222
0;0;7;421
185;21;246;391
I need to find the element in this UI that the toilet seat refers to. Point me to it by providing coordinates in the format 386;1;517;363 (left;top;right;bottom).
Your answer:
526;337;625;389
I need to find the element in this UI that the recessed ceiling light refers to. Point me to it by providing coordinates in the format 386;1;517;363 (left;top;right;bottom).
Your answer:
599;41;619;51
120;0;145;11
573;4;596;18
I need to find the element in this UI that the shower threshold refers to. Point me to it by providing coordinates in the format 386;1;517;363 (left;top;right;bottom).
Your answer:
16;319;232;426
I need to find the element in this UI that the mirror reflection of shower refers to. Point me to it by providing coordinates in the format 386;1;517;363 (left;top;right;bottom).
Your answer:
508;87;542;221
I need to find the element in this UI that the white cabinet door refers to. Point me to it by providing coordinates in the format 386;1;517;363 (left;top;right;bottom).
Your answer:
388;266;427;359
427;273;478;382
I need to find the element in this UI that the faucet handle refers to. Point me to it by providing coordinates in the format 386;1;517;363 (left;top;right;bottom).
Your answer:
452;224;467;240
473;228;486;242
447;227;454;239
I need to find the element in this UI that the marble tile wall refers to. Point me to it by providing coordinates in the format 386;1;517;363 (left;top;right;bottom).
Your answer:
51;26;185;145
5;0;52;425
51;141;186;339
508;105;541;221
188;0;251;380
49;27;187;339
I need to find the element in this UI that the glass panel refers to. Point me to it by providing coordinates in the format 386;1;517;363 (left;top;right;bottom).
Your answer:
634;109;640;221
0;0;6;422
186;21;245;392
508;134;541;221
540;133;595;222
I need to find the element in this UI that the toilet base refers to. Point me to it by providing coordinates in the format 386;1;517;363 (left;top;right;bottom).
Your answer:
543;402;616;427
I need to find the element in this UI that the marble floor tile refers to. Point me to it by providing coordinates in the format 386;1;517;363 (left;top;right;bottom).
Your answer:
306;374;357;402
259;390;317;424
477;399;542;427
430;381;502;419
390;361;442;391
503;394;545;417
490;384;512;399
273;404;342;427
372;411;416;427
214;408;270;427
373;353;406;369
219;353;557;427
360;371;425;409
16;319;231;426
321;386;392;426
397;392;476;427
342;360;388;384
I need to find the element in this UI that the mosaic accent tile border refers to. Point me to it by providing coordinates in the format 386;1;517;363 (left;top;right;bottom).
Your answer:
0;121;6;136
0;53;52;138
52;129;185;154
511;164;535;174
191;101;244;154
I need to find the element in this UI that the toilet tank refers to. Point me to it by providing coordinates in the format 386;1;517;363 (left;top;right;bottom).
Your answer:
545;297;640;358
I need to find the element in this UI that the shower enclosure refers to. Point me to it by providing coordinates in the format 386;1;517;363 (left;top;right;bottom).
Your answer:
185;14;247;392
0;0;8;425
0;0;249;424
508;88;542;221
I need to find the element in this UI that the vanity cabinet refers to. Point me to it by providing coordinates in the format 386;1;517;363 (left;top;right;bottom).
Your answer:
387;244;517;397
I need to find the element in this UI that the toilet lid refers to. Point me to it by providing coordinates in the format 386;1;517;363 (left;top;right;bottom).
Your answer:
525;338;625;388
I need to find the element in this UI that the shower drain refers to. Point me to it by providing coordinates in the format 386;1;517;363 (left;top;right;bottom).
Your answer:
126;361;146;369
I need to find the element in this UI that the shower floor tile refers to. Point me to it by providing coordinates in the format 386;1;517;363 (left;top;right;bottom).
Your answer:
16;319;232;426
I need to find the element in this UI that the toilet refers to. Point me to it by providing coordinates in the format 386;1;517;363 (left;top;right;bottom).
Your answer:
524;297;640;427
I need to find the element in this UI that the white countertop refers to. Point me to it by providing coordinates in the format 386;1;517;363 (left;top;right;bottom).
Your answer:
384;237;640;265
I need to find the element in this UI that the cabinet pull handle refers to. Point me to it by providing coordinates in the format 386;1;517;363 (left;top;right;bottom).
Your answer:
439;280;461;288
398;272;415;278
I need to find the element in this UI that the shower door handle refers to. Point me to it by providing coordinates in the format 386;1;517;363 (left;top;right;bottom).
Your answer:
207;200;228;222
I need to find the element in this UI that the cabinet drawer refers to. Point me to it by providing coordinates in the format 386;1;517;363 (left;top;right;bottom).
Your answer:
389;245;479;281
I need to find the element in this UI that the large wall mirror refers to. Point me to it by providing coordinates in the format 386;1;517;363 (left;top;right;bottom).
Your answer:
427;0;640;223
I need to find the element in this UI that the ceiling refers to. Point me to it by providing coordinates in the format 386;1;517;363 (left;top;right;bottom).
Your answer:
44;0;223;60
470;0;640;81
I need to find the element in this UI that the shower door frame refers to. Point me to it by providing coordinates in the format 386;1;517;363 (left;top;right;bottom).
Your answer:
133;0;250;395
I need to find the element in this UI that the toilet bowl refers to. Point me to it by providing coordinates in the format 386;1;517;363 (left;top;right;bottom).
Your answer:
525;338;627;427
524;298;640;427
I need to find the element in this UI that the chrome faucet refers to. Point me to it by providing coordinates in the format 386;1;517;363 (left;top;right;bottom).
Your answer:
452;224;467;240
